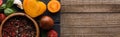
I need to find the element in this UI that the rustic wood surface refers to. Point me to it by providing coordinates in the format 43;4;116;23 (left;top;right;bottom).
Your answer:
61;0;120;37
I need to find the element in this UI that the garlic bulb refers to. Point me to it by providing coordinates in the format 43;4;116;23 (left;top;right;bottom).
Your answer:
14;0;23;9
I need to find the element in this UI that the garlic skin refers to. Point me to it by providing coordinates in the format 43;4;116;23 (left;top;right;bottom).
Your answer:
14;0;23;9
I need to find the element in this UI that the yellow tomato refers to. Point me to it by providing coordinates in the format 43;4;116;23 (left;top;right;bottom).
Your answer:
23;0;46;18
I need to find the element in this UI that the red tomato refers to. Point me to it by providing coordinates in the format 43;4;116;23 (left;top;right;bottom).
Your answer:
40;16;54;30
48;30;58;37
0;13;6;22
0;0;3;6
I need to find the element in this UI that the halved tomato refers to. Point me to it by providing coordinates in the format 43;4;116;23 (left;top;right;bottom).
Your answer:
48;0;61;13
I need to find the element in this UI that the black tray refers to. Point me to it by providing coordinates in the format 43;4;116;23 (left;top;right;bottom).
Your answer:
3;0;60;37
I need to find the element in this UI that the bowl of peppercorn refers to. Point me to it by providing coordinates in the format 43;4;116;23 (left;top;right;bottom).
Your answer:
0;13;39;37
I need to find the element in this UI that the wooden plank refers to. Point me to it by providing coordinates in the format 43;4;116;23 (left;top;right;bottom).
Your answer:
61;13;120;27
61;35;113;37
61;0;120;5
61;28;119;37
61;27;120;35
61;27;120;37
61;13;120;37
61;4;120;12
61;0;120;12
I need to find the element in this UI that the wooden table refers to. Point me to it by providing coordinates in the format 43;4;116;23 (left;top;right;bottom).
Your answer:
61;0;120;37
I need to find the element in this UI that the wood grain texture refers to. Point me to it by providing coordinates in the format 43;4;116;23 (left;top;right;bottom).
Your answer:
61;13;120;27
62;4;120;12
61;0;120;5
61;13;120;37
61;0;120;37
61;0;120;12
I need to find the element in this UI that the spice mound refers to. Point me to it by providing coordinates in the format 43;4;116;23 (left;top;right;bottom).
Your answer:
2;16;36;37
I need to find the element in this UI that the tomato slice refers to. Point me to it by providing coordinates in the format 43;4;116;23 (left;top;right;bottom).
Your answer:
48;0;61;13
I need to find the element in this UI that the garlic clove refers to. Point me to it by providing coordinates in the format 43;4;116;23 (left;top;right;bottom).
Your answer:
14;0;23;9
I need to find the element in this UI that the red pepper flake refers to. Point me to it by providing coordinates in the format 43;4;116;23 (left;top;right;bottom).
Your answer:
2;16;36;37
